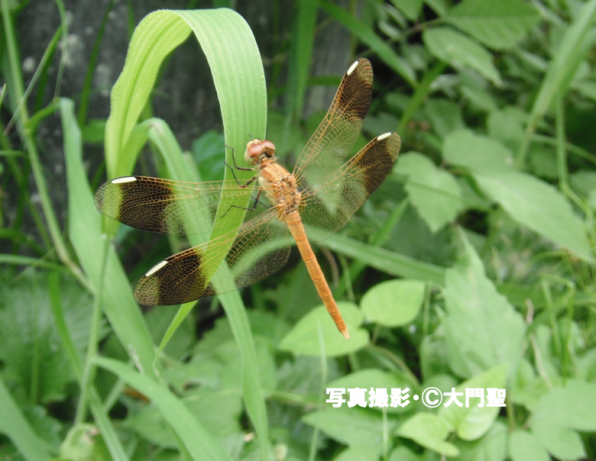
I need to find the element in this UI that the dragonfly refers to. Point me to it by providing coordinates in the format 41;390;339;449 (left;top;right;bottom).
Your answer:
95;58;400;339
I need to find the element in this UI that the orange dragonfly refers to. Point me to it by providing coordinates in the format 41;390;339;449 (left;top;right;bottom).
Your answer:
95;58;400;339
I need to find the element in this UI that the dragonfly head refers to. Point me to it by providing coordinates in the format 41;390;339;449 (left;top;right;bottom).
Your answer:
244;139;276;165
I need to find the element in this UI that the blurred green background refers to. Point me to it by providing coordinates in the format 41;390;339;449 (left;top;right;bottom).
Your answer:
1;0;596;460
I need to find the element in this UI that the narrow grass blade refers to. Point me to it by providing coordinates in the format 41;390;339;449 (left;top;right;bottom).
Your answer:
321;232;446;286
61;98;158;378
94;357;232;461
518;0;596;166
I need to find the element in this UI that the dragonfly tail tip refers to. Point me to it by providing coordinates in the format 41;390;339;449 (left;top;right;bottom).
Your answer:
342;330;350;340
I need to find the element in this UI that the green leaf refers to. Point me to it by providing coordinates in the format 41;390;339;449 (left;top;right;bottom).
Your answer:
443;130;515;172
423;27;501;85
529;380;596;431
392;0;423;21
530;421;585;460
278;303;368;356
527;380;596;459
0;271;74;404
446;0;540;50
439;365;507;441
388;446;422;461
0;377;51;461
443;130;593;262
441;233;526;378
334;446;379;461
395;153;463;232
94;357;231;461
473;170;593;262
397;413;459;456
302;408;394;454
361;279;425;327
487;107;526;154
424;99;466;138
327;369;415;413
508;430;549;461
453;420;508;461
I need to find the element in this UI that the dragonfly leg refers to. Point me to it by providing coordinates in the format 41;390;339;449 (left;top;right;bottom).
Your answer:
220;188;268;218
224;144;256;183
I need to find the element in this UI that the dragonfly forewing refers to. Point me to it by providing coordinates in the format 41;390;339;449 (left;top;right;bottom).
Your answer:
94;175;261;236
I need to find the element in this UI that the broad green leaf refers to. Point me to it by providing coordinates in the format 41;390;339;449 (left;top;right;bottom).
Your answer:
392;0;423;21
302;408;394;454
443;130;515;172
0;377;51;461
439;364;507;441
397;413;459;457
361;279;425;327
529;380;596;431
94;358;231;461
453;421;508;461
334;446;379;461
473;169;593;262
425;0;447;16
278;303;368;356
423;27;501;85
530;421;585;460
508;430;549;461
443;130;593;262
388;446;422;461
528;380;596;460
446;0;540;50
487;107;526;153
0;271;74;404
395;153;462;232
441;233;525;378
424;99;466;138
328;369;415;413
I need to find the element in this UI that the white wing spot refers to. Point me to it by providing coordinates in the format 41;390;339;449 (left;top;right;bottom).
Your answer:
112;176;137;184
377;132;392;141
347;60;359;75
145;260;168;277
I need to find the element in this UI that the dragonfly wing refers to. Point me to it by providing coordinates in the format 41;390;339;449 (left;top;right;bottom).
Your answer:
95;175;262;235
300;132;401;239
292;58;373;188
135;207;291;305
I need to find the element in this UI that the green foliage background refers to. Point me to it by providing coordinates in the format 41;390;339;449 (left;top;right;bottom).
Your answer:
1;0;596;460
